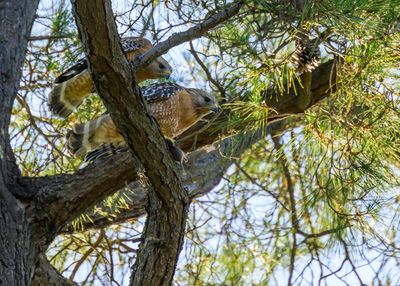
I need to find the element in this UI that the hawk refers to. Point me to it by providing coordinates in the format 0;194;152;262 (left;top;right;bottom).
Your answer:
48;37;172;118
66;83;220;160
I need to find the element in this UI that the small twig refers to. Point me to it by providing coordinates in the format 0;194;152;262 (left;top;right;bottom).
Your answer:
28;34;75;41
189;41;226;97
69;229;105;281
234;161;290;211
134;1;244;70
272;135;299;286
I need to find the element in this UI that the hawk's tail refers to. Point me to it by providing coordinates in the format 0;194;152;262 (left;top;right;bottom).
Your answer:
66;114;124;157
48;69;93;117
81;139;185;165
83;144;129;164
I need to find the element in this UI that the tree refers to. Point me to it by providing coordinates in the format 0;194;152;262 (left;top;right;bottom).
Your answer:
1;0;399;285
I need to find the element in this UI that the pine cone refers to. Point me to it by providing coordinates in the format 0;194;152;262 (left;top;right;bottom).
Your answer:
293;39;321;73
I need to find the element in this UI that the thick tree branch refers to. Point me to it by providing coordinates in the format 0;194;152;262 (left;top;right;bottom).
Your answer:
25;153;141;230
71;0;184;212
0;0;40;193
61;143;232;233
135;1;244;70
0;2;44;285
71;1;190;285
264;59;339;113
177;59;340;151
28;34;75;41
32;255;76;286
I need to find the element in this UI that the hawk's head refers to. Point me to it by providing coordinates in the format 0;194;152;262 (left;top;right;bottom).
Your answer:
143;56;172;81
122;37;172;81
188;89;220;115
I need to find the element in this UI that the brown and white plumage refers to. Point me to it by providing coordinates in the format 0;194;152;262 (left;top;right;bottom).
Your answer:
48;37;172;118
82;138;185;164
66;83;219;158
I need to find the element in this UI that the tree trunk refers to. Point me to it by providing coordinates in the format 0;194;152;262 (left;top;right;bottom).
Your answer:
129;189;189;286
0;0;41;284
0;190;36;285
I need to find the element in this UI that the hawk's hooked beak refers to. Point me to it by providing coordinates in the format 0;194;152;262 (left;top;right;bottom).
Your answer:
212;105;220;113
164;69;172;80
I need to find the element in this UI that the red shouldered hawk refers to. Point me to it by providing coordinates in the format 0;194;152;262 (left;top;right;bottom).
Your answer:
48;37;172;118
66;83;219;158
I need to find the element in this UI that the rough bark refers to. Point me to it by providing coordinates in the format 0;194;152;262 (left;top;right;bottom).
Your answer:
26;152;142;230
71;1;192;285
32;255;76;286
0;1;41;285
0;0;38;184
61;141;232;233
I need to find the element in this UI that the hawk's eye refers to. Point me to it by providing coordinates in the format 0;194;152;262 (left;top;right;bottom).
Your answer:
204;96;211;103
159;63;166;69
